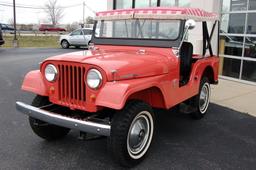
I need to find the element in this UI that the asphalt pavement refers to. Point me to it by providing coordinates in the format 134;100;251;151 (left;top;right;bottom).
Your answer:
0;48;256;170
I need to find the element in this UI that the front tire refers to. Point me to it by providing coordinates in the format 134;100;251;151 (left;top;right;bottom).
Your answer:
110;101;155;167
191;77;211;119
61;40;69;49
29;95;70;141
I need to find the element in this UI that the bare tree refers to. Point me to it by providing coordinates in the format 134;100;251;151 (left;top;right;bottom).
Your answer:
44;0;64;26
86;16;94;24
8;18;14;26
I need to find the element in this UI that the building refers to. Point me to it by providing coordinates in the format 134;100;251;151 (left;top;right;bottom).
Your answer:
106;0;256;84
221;0;256;83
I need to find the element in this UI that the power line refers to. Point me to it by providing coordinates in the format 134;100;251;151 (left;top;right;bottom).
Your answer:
0;1;97;16
83;2;96;14
0;3;44;9
0;2;81;10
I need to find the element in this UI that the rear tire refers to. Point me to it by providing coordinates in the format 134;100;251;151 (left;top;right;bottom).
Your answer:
61;40;69;49
29;95;70;141
190;77;211;119
110;101;155;167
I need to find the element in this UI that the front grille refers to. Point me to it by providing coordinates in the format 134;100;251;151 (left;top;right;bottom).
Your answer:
57;63;86;107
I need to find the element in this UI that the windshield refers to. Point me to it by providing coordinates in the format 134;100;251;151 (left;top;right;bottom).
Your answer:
95;19;181;40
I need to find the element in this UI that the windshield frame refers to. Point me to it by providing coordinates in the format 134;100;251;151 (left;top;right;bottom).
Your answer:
92;19;185;48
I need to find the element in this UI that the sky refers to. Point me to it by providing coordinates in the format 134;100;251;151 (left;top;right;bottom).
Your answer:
0;0;107;24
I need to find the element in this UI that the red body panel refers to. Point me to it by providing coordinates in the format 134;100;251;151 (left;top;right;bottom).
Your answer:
22;70;48;96
21;45;219;112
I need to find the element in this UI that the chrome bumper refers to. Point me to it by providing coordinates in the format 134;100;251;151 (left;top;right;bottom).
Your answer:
16;101;111;136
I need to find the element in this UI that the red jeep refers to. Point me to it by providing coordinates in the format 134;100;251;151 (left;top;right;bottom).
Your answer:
16;7;219;167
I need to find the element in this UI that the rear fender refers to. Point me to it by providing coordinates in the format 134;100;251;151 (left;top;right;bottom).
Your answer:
191;56;219;84
21;70;48;96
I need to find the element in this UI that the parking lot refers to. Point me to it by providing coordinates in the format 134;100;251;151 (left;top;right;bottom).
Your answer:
0;48;256;169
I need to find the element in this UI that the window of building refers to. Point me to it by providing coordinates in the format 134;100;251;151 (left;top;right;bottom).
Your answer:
135;0;157;8
231;0;248;11
222;58;242;78
160;0;190;7
116;0;132;9
221;13;246;34
244;36;256;59
222;0;231;12
221;0;256;83
247;13;256;34
160;0;176;6
178;0;190;7
242;60;256;82
223;35;244;57
249;0;256;10
222;0;248;11
228;13;246;34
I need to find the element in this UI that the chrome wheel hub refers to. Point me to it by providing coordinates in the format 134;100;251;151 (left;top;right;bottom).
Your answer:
127;111;154;159
199;83;210;114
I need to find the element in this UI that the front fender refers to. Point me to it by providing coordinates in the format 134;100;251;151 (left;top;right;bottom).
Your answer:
21;70;48;96
95;75;170;110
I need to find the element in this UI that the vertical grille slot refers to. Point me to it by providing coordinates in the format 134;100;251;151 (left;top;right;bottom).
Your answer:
57;63;86;108
83;67;86;101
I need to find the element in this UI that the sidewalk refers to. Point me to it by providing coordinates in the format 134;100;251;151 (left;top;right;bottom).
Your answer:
211;79;256;117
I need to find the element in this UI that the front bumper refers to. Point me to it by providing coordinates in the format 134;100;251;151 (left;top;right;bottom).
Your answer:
16;101;111;136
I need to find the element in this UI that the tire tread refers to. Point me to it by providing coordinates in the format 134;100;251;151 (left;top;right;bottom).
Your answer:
110;100;154;167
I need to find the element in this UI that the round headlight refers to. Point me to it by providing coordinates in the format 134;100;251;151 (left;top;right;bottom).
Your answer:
45;64;58;82
87;69;102;89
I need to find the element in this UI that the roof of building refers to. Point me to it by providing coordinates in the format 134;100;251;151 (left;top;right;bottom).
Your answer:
95;7;219;21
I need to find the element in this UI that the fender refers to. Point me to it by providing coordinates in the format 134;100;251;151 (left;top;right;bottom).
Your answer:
192;56;219;83
96;75;170;110
21;70;48;96
176;56;219;102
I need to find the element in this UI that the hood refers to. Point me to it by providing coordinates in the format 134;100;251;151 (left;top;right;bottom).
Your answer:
45;48;173;81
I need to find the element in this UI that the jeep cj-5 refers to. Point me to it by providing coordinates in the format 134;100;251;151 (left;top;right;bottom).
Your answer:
16;7;219;167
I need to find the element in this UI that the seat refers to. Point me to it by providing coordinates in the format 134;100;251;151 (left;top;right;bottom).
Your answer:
179;42;193;86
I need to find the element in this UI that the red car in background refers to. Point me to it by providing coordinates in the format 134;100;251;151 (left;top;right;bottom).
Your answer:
39;24;66;32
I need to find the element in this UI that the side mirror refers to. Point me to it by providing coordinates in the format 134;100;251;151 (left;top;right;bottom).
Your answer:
185;19;196;30
176;19;196;53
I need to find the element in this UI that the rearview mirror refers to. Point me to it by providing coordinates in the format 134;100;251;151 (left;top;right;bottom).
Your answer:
185;19;196;30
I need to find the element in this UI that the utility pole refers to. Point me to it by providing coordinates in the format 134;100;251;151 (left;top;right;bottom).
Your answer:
13;0;18;47
82;1;85;28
